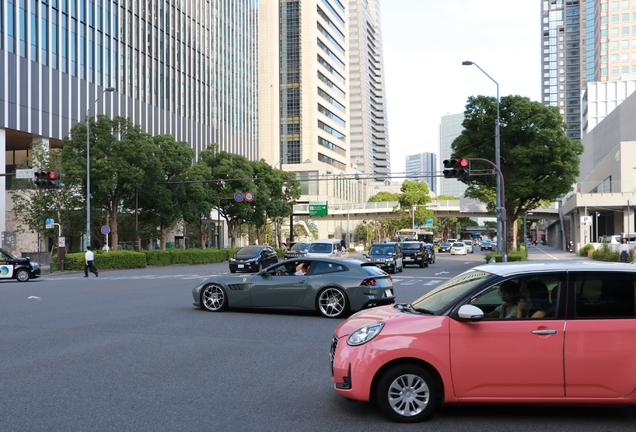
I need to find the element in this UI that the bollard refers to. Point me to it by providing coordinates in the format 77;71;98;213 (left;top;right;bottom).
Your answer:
49;262;53;274
60;261;65;272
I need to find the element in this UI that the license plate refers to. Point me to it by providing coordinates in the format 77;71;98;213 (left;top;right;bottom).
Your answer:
405;258;413;261
385;289;393;297
238;264;244;268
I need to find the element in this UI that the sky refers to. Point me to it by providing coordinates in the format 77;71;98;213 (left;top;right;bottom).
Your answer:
380;0;542;175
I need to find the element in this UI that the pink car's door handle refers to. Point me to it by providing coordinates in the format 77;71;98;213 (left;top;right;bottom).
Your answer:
532;329;558;335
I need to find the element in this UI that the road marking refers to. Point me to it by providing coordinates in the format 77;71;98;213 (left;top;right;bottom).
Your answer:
27;296;42;300
393;275;451;280
435;271;450;276
425;280;443;286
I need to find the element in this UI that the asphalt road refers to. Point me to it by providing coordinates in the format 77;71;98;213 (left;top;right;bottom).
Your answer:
1;249;634;431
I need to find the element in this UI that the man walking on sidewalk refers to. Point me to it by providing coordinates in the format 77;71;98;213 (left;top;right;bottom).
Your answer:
84;246;98;277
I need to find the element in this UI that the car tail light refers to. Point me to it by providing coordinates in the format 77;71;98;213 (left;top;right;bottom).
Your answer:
361;278;377;286
416;252;422;256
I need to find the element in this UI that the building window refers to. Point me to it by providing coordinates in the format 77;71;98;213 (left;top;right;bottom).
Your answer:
612;27;619;36
612;66;619;74
613;14;620;23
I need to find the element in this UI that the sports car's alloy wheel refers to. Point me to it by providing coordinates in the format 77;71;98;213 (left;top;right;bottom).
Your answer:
376;365;438;423
317;287;348;318
16;269;29;282
201;285;228;311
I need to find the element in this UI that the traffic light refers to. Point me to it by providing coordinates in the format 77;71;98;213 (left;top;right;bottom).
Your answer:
443;158;469;179
495;207;507;222
34;171;64;189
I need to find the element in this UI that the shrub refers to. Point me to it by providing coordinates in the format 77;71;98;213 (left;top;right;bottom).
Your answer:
484;250;527;263
591;244;619;262
578;244;594;258
53;250;147;271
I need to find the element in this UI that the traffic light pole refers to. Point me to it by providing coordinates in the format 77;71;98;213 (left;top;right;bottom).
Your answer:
468;158;507;262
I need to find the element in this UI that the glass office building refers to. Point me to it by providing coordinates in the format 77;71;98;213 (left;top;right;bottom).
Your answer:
0;0;259;244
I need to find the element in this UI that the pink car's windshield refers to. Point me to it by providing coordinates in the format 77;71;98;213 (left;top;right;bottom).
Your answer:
410;270;495;314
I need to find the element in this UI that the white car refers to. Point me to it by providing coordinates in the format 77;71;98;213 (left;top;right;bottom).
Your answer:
450;242;467;255
463;240;474;253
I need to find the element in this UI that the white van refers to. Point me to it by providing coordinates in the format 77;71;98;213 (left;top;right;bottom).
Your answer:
306;239;343;258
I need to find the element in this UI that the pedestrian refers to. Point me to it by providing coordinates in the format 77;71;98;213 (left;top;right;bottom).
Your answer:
102;244;110;251
84;246;98;277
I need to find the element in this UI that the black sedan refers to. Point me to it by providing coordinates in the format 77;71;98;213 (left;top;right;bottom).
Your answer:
193;258;395;318
0;248;41;282
229;245;278;273
284;242;310;259
438;242;451;253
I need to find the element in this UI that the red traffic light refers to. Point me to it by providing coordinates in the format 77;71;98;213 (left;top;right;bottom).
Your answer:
457;158;469;168
47;171;57;179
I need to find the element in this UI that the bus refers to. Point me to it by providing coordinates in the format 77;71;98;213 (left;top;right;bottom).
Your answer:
395;229;434;244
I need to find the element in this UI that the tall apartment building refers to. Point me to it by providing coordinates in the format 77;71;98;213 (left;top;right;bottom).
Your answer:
0;0;258;247
439;113;467;197
542;0;636;139
541;0;586;140
348;0;390;180
405;152;437;194
260;0;384;210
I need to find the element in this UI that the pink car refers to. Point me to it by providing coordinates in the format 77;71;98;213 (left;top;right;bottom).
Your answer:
330;261;636;423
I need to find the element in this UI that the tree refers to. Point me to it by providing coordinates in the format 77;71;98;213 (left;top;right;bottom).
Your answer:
62;115;156;248
398;181;434;227
451;95;583;252
134;135;194;250
10;143;84;251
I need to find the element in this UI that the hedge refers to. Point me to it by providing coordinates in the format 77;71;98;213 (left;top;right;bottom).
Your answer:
483;250;527;263
52;247;287;271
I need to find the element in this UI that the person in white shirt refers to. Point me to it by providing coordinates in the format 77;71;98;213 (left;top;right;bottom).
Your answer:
102;244;110;251
84;246;98;277
295;263;308;275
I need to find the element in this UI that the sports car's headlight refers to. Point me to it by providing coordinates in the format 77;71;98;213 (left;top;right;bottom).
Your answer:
31;262;40;269
347;322;385;346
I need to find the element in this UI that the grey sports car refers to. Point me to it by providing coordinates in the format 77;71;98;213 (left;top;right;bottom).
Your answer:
192;258;395;318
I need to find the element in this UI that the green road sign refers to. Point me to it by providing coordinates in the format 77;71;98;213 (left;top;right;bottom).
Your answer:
309;201;328;217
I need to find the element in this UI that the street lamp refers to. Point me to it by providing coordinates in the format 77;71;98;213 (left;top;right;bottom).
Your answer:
462;60;502;255
86;86;115;248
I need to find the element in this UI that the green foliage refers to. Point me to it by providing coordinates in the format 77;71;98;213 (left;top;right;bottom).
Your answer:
484;250;527;262
578;244;595;258
54;250;148;271
368;191;399;202
142;248;229;266
591;244;620;261
452;95;584;251
62;115;157;246
10;142;84;244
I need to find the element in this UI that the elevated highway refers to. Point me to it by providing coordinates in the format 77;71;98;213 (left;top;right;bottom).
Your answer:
292;199;559;221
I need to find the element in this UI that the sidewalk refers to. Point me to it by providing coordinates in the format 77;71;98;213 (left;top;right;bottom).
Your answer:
525;244;586;261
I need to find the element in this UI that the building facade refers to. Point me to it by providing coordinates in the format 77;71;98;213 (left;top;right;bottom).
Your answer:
259;0;369;239
0;0;259;252
405;152;437;194
347;0;390;180
541;0;636;139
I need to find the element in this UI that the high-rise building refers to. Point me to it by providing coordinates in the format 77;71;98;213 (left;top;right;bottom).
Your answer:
405;152;437;194
0;0;259;247
540;0;585;140
259;0;365;207
348;0;390;180
439;113;467;197
541;0;636;139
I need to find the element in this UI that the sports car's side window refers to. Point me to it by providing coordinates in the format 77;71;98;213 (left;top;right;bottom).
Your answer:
309;261;347;275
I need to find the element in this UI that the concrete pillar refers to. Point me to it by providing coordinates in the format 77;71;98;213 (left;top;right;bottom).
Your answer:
0;128;6;238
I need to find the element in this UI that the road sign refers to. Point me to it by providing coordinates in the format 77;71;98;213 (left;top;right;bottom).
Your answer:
59;237;66;248
581;216;592;226
425;218;434;228
101;225;111;235
234;192;244;202
244;191;254;202
309;201;328;217
45;218;54;229
16;169;34;179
